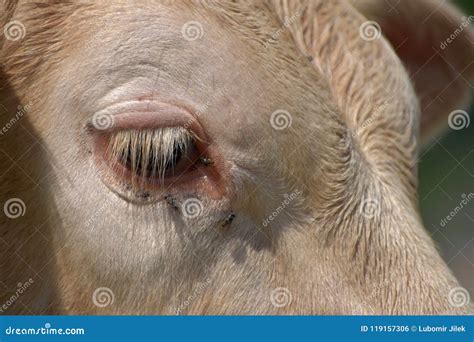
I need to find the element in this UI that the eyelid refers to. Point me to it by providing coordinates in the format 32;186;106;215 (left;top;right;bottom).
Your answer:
90;100;207;142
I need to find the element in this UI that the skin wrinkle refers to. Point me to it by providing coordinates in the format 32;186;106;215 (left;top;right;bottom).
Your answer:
0;0;473;314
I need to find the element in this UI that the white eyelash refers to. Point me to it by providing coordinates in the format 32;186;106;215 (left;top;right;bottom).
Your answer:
107;127;196;184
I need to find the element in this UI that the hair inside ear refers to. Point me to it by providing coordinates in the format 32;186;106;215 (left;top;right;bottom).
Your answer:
353;0;474;143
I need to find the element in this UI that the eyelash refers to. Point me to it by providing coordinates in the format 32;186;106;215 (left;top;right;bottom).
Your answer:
106;127;199;185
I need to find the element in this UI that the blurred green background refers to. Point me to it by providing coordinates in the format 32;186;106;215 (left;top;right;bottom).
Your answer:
420;0;473;298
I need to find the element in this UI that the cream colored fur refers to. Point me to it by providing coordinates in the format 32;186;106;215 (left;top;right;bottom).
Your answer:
0;0;473;314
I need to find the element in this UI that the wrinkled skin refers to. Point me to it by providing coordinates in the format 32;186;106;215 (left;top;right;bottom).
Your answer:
0;0;473;314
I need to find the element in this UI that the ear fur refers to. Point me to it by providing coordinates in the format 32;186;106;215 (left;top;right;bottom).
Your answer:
353;0;474;143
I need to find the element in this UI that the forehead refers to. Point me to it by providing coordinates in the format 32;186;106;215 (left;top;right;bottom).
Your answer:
10;1;322;93
0;1;344;163
72;2;276;105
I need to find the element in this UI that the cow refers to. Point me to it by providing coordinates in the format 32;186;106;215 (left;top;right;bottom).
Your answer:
0;0;473;314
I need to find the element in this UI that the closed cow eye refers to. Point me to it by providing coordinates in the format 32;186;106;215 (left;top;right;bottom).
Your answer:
107;127;200;184
87;101;228;201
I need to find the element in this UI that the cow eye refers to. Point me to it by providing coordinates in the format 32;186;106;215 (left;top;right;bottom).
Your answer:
106;127;200;185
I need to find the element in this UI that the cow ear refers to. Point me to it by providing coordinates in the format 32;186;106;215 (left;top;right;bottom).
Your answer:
353;0;474;143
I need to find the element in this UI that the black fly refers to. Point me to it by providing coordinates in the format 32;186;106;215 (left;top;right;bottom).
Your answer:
221;212;236;227
164;194;180;210
199;156;214;166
